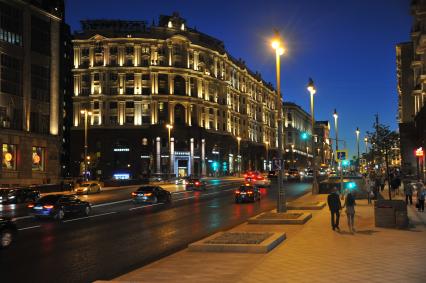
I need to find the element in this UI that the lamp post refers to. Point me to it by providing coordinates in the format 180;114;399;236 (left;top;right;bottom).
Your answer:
237;136;241;177
356;127;360;172
271;31;286;213
166;124;173;179
80;109;92;181
291;144;295;167
307;78;319;194
364;137;368;172
265;141;270;171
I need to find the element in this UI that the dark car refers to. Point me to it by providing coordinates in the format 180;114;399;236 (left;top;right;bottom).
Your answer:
235;184;261;203
286;168;300;181
267;171;278;179
131;186;172;204
185;179;207;191
28;194;91;220
0;218;17;249
0;188;40;204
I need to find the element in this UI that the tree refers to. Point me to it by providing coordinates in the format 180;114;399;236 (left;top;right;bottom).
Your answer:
366;122;399;200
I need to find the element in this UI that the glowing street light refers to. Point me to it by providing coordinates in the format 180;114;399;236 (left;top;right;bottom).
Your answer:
356;127;360;172
237;136;241;177
271;30;286;212
307;78;318;194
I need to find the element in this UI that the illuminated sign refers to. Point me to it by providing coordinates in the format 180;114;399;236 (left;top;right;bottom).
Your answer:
174;151;190;156
335;150;348;162
415;147;424;157
113;173;129;180
4;152;12;162
114;148;130;152
33;153;41;164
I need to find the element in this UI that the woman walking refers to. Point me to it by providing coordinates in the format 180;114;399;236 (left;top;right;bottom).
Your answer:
343;191;357;233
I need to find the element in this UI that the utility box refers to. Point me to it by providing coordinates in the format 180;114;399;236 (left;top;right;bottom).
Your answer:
374;200;408;228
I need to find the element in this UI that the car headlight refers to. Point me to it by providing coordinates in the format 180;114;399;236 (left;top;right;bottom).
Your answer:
9;196;15;199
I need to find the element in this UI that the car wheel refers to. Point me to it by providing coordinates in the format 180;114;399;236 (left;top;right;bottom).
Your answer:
0;229;14;249
84;206;91;216
152;197;158;204
55;208;65;220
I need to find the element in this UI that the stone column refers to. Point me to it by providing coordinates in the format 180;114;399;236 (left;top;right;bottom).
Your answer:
89;46;94;67
201;139;206;176
169;74;174;95
170;137;175;177
156;137;161;174
134;45;140;66
49;19;60;135
103;44;109;66
73;47;80;68
190;138;194;176
168;44;173;66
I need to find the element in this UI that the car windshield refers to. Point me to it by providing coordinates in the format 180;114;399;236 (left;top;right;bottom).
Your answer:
0;189;13;196
137;186;155;192
239;186;253;191
38;195;62;204
188;179;200;182
80;184;91;187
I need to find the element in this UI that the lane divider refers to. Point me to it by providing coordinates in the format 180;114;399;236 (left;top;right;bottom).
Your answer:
91;199;132;208
18;225;40;231
62;211;117;223
129;203;162;211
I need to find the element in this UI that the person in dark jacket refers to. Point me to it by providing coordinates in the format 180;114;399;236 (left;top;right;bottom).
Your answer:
327;187;342;231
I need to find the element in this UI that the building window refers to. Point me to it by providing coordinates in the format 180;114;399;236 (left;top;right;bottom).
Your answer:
142;116;151;124
1;54;22;96
110;47;117;55
125;73;134;81
142;74;150;80
110;73;118;81
125;101;134;108
109;102;117;109
125;87;134;95
31;16;50;55
32;147;45;171
94;73;100;81
125;115;134;124
94;101;99;109
142;87;151;95
2;144;16;170
125;46;134;55
109;115;118;125
31;64;50;102
0;2;23;46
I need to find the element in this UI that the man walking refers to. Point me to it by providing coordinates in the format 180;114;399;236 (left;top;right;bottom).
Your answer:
404;181;413;205
327;187;342;231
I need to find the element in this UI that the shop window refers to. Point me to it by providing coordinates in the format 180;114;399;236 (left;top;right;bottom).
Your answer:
2;144;16;170
32;146;45;171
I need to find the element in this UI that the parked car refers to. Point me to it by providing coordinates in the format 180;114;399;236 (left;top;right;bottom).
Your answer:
185;179;207;191
0;188;40;204
131;186;172;204
175;177;188;185
0;218;17;249
286;168;300;181
28;194;91;220
235;184;261;203
75;181;101;194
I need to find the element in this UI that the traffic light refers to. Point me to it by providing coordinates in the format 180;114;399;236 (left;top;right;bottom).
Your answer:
212;161;219;171
342;160;350;167
301;132;308;140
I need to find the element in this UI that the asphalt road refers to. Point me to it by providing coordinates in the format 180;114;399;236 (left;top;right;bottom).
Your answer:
1;181;311;283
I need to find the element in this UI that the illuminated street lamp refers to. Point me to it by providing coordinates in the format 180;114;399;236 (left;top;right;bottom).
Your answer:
307;78;319;194
80;109;92;181
364;137;369;172
356;127;360;172
237;136;241;177
271;30;286;212
166;124;173;179
265;141;270;171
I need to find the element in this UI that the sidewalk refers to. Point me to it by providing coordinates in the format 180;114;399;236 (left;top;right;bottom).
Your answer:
108;192;426;283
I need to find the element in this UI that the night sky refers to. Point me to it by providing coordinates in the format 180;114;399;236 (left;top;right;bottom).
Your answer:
66;0;412;158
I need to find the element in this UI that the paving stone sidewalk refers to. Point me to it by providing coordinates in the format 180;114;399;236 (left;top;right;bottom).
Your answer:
107;192;426;283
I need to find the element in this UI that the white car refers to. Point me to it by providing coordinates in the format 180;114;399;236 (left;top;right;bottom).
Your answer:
252;175;271;188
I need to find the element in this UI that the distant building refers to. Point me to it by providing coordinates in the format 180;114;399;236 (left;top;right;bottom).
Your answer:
70;13;278;180
282;102;312;170
0;0;67;185
314;121;332;168
396;0;426;177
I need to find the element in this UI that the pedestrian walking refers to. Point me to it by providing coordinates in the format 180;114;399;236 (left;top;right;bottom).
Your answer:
327;187;342;231
343;191;356;233
416;183;425;212
404;181;413;205
365;177;373;204
380;175;385;192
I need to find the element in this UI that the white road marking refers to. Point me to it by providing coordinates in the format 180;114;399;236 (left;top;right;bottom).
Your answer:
18;225;40;231
91;199;132;208
129;203;162;211
175;188;235;202
14;215;33;221
62;211;117;223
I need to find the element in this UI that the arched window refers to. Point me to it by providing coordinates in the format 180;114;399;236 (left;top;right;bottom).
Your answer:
174;104;186;125
174;75;186;96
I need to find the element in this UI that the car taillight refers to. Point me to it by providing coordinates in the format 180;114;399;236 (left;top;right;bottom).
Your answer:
235;190;240;194
131;192;137;196
43;205;54;209
256;176;264;180
248;191;253;194
27;204;34;208
195;182;200;186
144;193;152;196
244;174;247;178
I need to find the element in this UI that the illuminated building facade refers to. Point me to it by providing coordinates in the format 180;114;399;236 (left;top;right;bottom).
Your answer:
70;13;278;179
0;0;66;185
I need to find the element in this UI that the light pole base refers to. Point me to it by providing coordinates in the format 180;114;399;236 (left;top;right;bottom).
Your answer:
312;180;319;194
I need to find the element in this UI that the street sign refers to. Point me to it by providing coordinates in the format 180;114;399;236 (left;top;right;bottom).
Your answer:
335;150;348;162
272;158;282;170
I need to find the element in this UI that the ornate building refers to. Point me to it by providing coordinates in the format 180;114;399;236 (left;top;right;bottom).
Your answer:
70;13;278;180
314;121;332;168
0;0;66;186
282;102;312;170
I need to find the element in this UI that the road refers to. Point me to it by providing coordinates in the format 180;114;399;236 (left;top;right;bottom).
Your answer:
1;181;311;283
